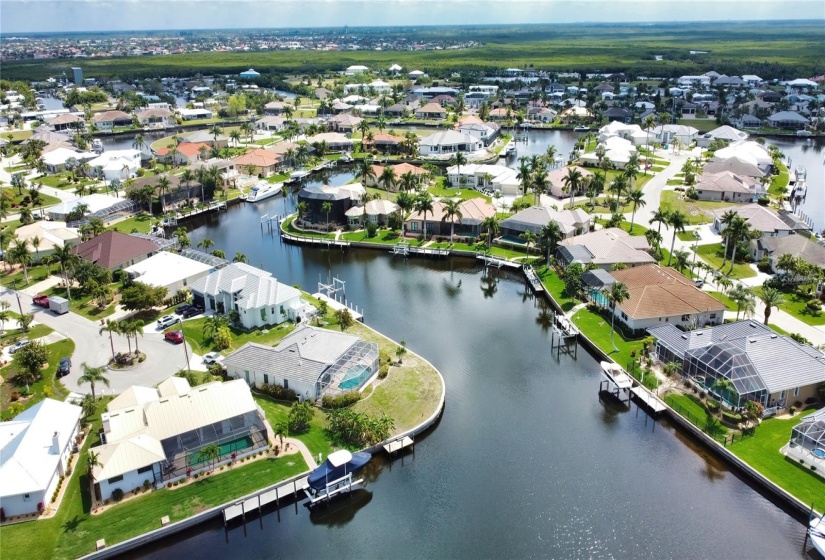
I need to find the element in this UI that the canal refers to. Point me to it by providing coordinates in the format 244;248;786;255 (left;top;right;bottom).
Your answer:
124;179;813;559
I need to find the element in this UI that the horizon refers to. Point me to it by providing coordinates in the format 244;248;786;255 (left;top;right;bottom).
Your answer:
2;0;824;35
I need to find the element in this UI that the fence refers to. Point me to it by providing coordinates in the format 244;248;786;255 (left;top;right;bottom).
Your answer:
667;399;755;448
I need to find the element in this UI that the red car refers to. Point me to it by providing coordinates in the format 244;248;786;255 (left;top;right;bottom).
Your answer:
164;330;184;344
33;294;49;307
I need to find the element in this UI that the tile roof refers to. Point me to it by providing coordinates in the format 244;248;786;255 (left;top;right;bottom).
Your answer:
695;171;759;194
72;230;157;269
92;110;131;123
232;148;282;168
713;203;794;234
703;157;765;178
610;264;725;319
189;262;300;311
559;227;652;265
156;142;211;158
758;234;825;267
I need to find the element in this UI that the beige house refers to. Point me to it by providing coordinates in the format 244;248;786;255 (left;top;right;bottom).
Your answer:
14;221;81;257
558;228;654;270
546;166;593;199
693;171;764;202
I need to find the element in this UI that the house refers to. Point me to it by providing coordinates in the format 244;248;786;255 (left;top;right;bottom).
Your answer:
458;122;501;146
224;325;378;400
92;110;132;132
345;65;369;76
578;136;637;169
559;106;594;123
528;107;558;123
124;252;213;296
73;230;158;270
419;130;484;157
297;184;363;225
692;171;764;202
558;227;655;270
239;68;260;79
0;399;82;517
345;198;400;227
712;141;773;173
364;133;407;154
181;130;229;149
136;108;175;129
130;173;204;208
190;262;310;329
42;146;97;173
446;163;520;195
598;121;648;145
255;116;287;132
753;234;825;273
411;86;459;99
546;166;594;199
712;204;796;239
178;108;213;121
87;149;141;181
499;206;591;241
188;158;240;187
232;148;282;177
733;114;763;129
343;79;391;94
93;378;269;499
608;264;725;335
415;103;447;120
14;221;80;256
406;199;497;239
264;101;288;115
767;111;810;130
650;320;825;408
327;113;363;133
47;113;84;132
304;132;354;152
604;107;633;123
26;127;72;146
47;193;125;222
431;94;456;107
646;124;698;145
367;163;428;189
702;156;765;179
155;142;211;166
697;125;749;148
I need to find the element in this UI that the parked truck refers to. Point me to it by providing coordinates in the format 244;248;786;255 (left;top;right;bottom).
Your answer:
49;295;69;315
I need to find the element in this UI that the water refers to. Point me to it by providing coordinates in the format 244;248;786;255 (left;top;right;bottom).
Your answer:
771;137;825;234
503;128;581;168
126;189;814;559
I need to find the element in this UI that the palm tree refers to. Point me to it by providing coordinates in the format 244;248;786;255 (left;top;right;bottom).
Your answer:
758;286;785;326
673;249;691;273
604;281;630;352
180;169;196;203
712;377;736;406
202;313;228;342
625;189;646;233
414;193;435;240
451;152;467;181
520;230;537;254
718;209;739;266
99;320;120;362
53;244;76;301
30;235;42;262
666;210;687;267
482;215;500;247
532;170;548;206
321;201;333;229
643;115;656;167
210;124;223;144
516;158;532;197
716;275;733;295
357;119;371;143
357;158;376;186
442;199;463;243
196;443;222;471
608;175;626;205
730;284;755;320
379;166;396;192
400;170;417;193
544;145;558;167
197;238;214;252
87;450;102;503
8;239;31;284
651;208;670;236
229;129;242;147
726;216;751;274
539;221;563;266
562;167;584;210
624;154;640;188
233;252;248;263
297;201;308;222
395;191;415;237
0;301;10;337
77;363;110;400
132;133;146;153
156;175;171;211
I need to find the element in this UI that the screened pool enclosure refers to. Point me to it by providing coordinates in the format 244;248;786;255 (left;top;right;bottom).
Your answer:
316;339;379;397
683;342;769;407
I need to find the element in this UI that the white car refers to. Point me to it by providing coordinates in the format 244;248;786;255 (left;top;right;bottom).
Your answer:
156;315;177;329
203;352;222;365
9;339;29;354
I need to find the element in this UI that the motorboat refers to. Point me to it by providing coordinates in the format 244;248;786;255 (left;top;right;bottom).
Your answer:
307;449;371;494
809;516;825;557
600;361;633;390
340;152;354;163
92;139;104;153
289;169;311;182
246;180;283;202
573;126;590;132
506;141;517;156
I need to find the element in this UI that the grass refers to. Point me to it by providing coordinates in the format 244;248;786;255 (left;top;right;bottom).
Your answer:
696;243;756;280
677;230;699;242
0;322;53;345
660;191;740;225
0;263;53;288
427;184;492;203
768;162;790;198
571;306;645;367
707;291;738;312
595;218;648;236
665;393;709;423
676;118;718;133
1;339;74;419
107;213;155;234
1;187;62;208
45;285;117;321
729;411;825;507
774;286;825;326
536;266;577;312
253;394;333;458
177;316;298;355
340;229;403;244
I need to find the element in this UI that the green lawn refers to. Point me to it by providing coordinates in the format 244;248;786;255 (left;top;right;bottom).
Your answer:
696;243;756;279
768;162;790;198
596;218;648;236
0;263;54;288
665;393;709;423
536;266;578;312
107;213;155;234
177;316;298;355
1;339;74;419
676;118;718;133
341;229;404;245
677;230;699;242
0;322;53;345
660;191;739;225
729;412;825;507
45;285;117;321
1;186;62;208
427;184;492;203
775;287;825;326
575;196;633;214
707;290;737;311
571;306;644;367
254;394;333;458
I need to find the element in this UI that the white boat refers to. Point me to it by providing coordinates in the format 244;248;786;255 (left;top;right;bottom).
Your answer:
600;361;633;390
289;169;310;182
92;139;104;153
796;130;812;138
506;141;517;156
246;180;283;202
809;516;825;557
573;126;590;132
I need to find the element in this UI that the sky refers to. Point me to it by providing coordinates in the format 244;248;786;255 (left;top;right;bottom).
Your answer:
1;0;823;34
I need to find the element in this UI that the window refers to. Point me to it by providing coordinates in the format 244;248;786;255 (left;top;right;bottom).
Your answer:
620;312;628;320
681;314;690;321
710;314;717;319
263;374;269;385
794;387;800;397
410;222;419;231
780;390;786;399
23;493;30;501
138;465;152;474
261;308;266;321
108;475;124;484
284;379;289;390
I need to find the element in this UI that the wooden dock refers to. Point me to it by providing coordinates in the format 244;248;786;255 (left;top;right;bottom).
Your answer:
477;254;522;269
382;436;414;455
629;386;667;415
222;475;309;523
523;265;545;294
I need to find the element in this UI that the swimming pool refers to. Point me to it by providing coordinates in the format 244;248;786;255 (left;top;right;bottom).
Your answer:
188;435;254;466
812;448;825;459
589;289;608;307
338;364;371;390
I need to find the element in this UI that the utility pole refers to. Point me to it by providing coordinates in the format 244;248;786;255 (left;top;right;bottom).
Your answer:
179;318;191;372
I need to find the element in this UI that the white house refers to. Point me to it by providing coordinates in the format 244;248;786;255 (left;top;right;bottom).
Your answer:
94;378;269;500
344;65;370;76
446;163;520;195
713;204;797;239
713;140;773;173
458;122;501;146
419;130;484;157
14;221;80;256
579;136;637;169
178;108;213;121
696;125;749;148
47;193;124;221
189;262;312;330
646;124;699;146
42;147;97;174
343;79;391;94
224;325;379;400
88;149;141;181
124;252;213;296
0;399;82;516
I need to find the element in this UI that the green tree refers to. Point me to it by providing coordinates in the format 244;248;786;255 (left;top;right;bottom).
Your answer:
120;282;167;312
321;201;333;227
414;192;435;240
99;319;120;361
197;237;214;252
288;400;315;433
335;307;354;331
625;189;646;233
80;393;97;421
77;362;110;400
18;313;34;334
482;215;500;247
174;227;191;248
12;340;49;385
605;281;630;352
214;325;233;350
666;210;687;267
450;151;467;179
395;340;407;364
357;158;376;186
233;252;248;263
729;284;755;321
718;210;739;267
442;198;463;243
758;286;785;326
196;443;222;471
562;167;584;210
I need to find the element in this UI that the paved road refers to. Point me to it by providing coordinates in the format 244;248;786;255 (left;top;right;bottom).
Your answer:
1;287;195;395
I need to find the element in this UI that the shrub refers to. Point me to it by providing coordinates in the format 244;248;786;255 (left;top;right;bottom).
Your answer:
706;399;720;413
143;480;151;490
322;392;361;409
722;411;742;423
806;299;822;313
37;502;45;513
378;362;390;379
167;482;172;489
699;390;707;399
365;221;378;238
790;405;797;415
757;196;770;206
111;488;125;502
258;383;298;401
10;391;19;402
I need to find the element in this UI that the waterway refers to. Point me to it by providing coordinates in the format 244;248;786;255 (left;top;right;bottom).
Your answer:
776;137;825;235
124;178;815;559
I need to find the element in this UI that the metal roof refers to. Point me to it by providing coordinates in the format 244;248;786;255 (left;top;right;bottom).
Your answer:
179;248;229;269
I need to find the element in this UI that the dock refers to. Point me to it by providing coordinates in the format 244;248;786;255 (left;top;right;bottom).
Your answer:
382;435;414;455
312;292;364;322
222;475;309;524
303;474;363;506
523;265;545;294
281;230;351;249
392;242;450;258
629;386;667;415
477;254;522;269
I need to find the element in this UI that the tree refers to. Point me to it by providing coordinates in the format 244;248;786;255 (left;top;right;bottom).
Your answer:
180;169;196;203
483;215;500;247
725;216;752;274
650;208;670;236
87;450;102;500
78;363;110;400
357;158;376;186
321;201;333;228
335;308;354;331
516;158;532;197
625;189;646;233
729;284;755;320
80;393;97;421
562;167;584;210
395;340;407;364
718;210;739;267
229;129;242;147
8;238;32;284
196;443;222;471
605;281;630;352
18;313;34;334
213;325;233;350
175;227;190;248
233;252;248;263
414;192;435;240
202;314;229;341
672;250;691;273
608;175;627;205
99;319;120;361
712;377;737;406
442;199;463;243
450;151;467;179
395;191;415;237
12;340;49;385
539;221;563;266
132;133;146;153
288;400;315;432
197;238;214;252
210;124;223;144
758;286;785;326
379;165;396;192
120;282;167;312
666;210;687;267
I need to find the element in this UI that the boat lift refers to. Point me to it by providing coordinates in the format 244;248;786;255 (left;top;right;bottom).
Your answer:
304;473;363;506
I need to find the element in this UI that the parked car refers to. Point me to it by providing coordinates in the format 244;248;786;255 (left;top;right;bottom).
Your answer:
694;279;704;288
176;303;193;314
202;352;222;365
57;357;71;377
9;339;29;354
157;315;178;329
33;294;50;307
181;306;202;319
164;331;184;344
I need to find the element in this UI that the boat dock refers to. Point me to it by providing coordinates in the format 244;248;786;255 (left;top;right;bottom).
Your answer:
477;254;522;269
391;242;450;258
280;230;351;249
629;386;667;416
312;292;364;322
164;200;227;225
382;435;414;455
222;475;309;524
523;265;545;294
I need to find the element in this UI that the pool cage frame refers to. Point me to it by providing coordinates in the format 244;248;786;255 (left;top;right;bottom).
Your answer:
316;339;379;398
790;409;825;456
682;342;770;408
159;410;268;481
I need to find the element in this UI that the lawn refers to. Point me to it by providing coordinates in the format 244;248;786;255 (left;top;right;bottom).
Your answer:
677;230;699;242
1;186;62;208
728;411;825;507
676;118;718;133
768;162;790;198
660;191;739;225
107;213;155;234
696;243;756;279
575;196;633;214
536;266;578;312
0;322;53;345
707;290;737;311
0;263;54;288
177;316;298;355
340;229;404;245
595;218;648;236
1;339;74;419
571;306;645;367
254;394;333;458
775;287;825;326
45;285;117;321
427;184;492;203
665;393;709;425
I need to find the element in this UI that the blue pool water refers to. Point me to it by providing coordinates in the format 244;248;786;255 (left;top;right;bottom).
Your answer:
812;448;825;459
338;365;371;390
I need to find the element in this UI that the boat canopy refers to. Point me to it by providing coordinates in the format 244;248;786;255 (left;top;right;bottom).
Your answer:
327;449;353;467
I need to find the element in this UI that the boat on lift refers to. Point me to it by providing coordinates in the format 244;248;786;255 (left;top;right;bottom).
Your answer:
246;180;283;202
506;140;517;156
305;449;372;505
289;169;311;182
809;515;825;557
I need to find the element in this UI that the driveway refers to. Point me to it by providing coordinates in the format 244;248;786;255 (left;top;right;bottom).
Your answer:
1;287;192;395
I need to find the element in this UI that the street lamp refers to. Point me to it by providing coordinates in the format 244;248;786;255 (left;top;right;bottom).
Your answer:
692;230;701;276
12;279;23;316
178;318;191;372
